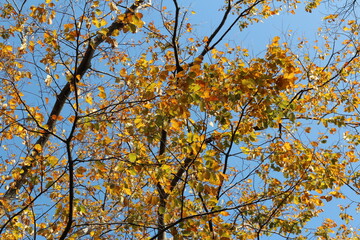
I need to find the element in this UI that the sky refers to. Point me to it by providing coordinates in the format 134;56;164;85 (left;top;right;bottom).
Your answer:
1;0;360;239
189;0;324;53
186;0;360;239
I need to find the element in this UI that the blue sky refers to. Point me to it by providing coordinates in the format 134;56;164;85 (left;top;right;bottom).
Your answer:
189;0;325;53
1;0;359;239
185;0;360;238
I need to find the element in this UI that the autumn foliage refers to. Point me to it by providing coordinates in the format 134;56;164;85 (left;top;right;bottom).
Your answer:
0;0;360;239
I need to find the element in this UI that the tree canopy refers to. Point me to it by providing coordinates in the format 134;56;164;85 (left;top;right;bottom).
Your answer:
0;0;360;239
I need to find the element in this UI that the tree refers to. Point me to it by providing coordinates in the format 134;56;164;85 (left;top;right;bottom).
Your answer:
0;0;359;239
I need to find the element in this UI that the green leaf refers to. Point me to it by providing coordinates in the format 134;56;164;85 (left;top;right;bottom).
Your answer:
158;207;165;214
129;153;137;162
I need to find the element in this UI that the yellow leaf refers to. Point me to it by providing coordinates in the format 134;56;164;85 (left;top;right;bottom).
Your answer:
98;28;108;36
273;36;280;43
120;68;127;77
171;119;182;130
220;211;230;216
95;9;102;16
283;142;292;151
241;79;256;88
109;1;118;11
129;153;137;162
100;18;107;27
64;23;74;31
323;14;338;21
150;196;158;205
315;189;323;194
85;93;93;105
34;144;42;152
68;116;75;123
93;18;100;28
4;45;12;52
165;65;176;71
124;188;132;195
48;156;58;165
98;86;106;99
51;114;63;121
283;72;296;80
76;166;87;178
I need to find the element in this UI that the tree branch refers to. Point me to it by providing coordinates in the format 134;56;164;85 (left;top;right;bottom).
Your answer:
4;0;146;198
